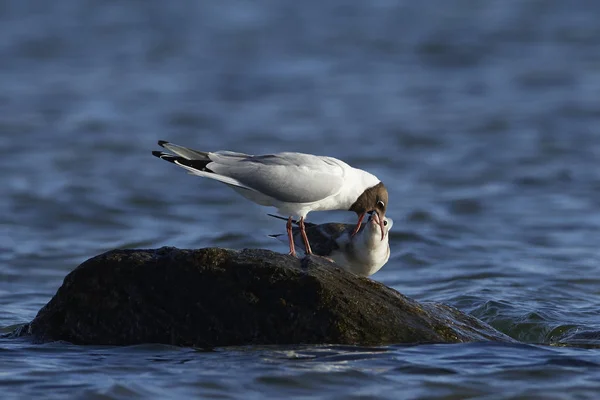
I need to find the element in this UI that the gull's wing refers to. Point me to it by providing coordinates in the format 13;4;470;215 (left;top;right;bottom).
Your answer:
154;142;347;203
298;223;352;256
158;140;211;160
153;151;257;191
269;222;354;256
206;152;347;203
155;141;256;190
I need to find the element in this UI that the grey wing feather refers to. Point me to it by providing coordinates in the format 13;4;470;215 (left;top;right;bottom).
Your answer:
160;142;211;160
270;221;361;257
291;223;351;256
157;143;345;203
207;152;345;203
317;222;356;237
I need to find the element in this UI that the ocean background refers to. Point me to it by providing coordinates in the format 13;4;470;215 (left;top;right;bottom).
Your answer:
2;1;600;398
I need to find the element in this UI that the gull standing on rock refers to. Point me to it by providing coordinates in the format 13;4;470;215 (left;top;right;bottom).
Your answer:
152;140;388;257
269;213;393;277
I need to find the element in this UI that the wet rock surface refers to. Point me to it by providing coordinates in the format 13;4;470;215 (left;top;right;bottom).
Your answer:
20;247;513;347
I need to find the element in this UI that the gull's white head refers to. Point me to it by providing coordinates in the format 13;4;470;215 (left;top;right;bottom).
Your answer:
342;212;392;276
362;213;393;247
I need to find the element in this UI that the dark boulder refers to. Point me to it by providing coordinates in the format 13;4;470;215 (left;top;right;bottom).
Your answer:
20;247;513;347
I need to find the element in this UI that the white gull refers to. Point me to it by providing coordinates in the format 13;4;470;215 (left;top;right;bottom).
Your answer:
152;140;388;257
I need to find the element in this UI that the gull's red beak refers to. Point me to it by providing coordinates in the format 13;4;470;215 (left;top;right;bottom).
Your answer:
351;212;365;237
373;211;385;241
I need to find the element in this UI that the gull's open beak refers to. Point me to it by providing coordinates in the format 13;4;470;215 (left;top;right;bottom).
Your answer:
352;212;366;237
373;211;385;241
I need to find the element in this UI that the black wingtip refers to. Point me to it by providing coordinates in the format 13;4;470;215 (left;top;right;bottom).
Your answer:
152;151;178;164
152;152;212;171
157;140;169;147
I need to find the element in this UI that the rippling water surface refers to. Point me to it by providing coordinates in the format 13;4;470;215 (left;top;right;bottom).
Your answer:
2;1;600;398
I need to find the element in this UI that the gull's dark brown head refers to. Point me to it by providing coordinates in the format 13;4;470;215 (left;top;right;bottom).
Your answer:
349;182;388;240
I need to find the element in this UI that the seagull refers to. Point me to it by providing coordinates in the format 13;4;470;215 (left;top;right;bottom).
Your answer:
268;213;393;277
152;140;388;257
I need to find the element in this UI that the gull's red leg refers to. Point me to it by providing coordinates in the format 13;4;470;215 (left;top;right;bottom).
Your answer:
351;212;366;237
287;216;296;257
299;217;313;255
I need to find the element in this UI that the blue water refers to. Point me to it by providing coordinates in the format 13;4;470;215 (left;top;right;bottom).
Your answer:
2;1;600;398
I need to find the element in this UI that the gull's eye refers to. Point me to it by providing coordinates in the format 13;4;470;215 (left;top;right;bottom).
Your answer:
383;220;388;226
377;200;385;208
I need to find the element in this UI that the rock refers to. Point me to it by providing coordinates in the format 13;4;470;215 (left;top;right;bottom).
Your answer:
21;247;513;347
553;329;600;349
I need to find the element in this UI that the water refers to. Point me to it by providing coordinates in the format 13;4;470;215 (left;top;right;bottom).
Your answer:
2;0;600;398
